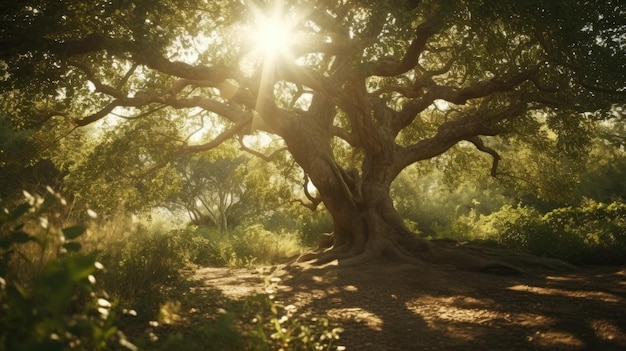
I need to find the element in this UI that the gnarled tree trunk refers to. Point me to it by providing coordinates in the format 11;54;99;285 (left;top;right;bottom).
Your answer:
280;116;569;274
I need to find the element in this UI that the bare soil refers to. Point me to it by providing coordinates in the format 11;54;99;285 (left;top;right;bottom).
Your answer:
192;261;626;350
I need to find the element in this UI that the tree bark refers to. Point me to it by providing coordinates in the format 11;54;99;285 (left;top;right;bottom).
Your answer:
279;115;571;274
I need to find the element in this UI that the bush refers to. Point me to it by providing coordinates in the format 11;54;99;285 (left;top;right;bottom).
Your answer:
88;219;191;322
174;224;303;268
0;191;135;351
230;225;301;266
540;200;626;264
443;200;626;264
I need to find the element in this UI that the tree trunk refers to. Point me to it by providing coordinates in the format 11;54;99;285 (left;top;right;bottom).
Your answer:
280;114;570;274
280;117;420;264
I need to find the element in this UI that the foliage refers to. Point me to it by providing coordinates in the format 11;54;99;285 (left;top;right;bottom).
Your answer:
445;200;626;264
131;275;343;351
176;224;302;268
93;221;188;321
0;191;135;351
240;276;343;351
0;190;338;351
1;0;625;266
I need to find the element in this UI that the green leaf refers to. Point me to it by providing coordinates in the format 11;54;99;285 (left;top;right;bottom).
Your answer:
62;225;86;240
9;203;31;220
67;255;96;281
10;231;32;243
63;241;82;252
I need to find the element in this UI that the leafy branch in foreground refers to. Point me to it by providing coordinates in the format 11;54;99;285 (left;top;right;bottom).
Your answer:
0;190;136;351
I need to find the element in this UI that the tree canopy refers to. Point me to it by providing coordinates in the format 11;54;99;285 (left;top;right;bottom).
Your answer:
1;0;624;271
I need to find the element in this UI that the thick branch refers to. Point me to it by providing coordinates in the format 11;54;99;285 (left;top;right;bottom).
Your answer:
69;60;126;98
331;126;362;148
275;62;355;113
12;33;240;83
75;101;121;126
75;89;249;127
465;136;501;177
294;173;322;211
431;68;539;105
395;103;527;175
366;22;438;77
392;68;539;134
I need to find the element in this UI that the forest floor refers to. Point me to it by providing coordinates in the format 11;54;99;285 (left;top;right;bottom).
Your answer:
192;260;626;351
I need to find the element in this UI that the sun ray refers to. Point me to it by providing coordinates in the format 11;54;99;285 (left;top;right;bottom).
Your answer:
242;1;300;124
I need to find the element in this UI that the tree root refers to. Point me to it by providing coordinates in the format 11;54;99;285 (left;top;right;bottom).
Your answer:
293;233;575;275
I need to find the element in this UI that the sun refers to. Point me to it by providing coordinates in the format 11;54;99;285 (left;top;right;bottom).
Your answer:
248;5;296;62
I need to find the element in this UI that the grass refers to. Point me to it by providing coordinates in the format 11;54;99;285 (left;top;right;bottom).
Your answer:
1;191;341;350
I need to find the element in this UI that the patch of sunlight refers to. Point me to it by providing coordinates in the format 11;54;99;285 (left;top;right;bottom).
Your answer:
507;284;621;303
406;295;555;328
590;318;626;342
544;275;585;282
405;296;503;325
343;285;358;292
327;308;383;332
528;331;584;348
158;300;184;326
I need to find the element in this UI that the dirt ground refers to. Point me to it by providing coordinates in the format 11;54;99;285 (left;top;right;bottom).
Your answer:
193;260;626;351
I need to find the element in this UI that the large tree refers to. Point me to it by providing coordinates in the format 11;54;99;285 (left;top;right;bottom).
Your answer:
1;0;624;271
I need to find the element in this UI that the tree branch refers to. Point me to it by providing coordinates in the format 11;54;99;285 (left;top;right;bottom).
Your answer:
69;60;126;98
237;137;288;162
392;68;539;135
331;126;362;148
430;67;539;105
465;136;501;177
394;103;527;176
366;22;438;77
293;173;322;211
174;116;253;156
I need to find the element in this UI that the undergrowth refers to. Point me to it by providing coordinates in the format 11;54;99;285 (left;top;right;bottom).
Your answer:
442;199;626;264
1;190;340;351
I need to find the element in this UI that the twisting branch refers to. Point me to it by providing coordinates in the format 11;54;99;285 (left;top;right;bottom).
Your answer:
128;116;254;179
465;136;501;177
393;67;539;134
331;126;362;148
75;101;121;126
174;116;253;156
237;137;288;162
68;60;126;98
294;173;322;211
366;21;438;77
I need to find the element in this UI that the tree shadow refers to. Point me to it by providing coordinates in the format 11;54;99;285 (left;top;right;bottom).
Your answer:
279;262;626;350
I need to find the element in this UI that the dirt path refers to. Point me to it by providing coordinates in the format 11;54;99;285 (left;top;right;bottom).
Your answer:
192;261;626;350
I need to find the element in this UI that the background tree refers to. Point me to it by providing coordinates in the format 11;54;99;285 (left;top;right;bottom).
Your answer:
1;0;624;271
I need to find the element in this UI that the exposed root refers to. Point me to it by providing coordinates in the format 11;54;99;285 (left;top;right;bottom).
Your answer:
292;232;575;276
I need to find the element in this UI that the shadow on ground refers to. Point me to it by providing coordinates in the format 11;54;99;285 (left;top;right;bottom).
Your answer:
195;261;626;351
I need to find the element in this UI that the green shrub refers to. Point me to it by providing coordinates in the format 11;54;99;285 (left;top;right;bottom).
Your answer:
0;191;135;351
230;225;301;267
174;224;303;268
443;200;626;264
93;222;190;322
175;225;231;267
540;200;626;264
242;276;344;351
